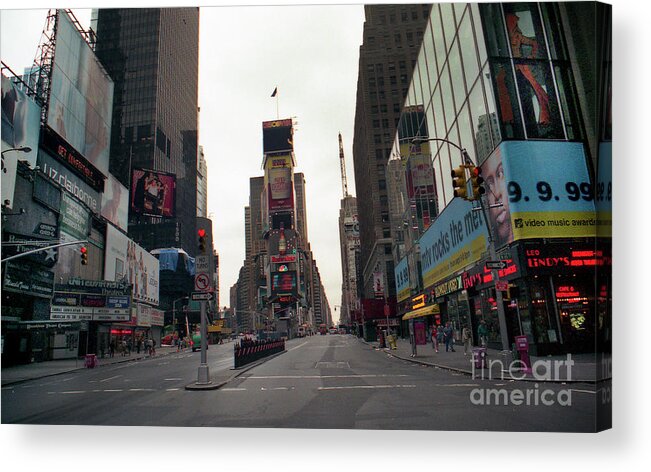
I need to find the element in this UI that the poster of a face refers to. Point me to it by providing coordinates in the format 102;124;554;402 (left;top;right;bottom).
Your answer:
101;174;129;231
2;73;42;208
131;169;176;217
105;224;159;305
481;146;513;249
46;10;113;175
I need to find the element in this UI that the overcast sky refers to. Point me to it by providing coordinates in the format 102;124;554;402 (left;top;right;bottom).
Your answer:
1;1;366;323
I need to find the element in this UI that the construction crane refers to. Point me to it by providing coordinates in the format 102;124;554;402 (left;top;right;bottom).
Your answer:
338;132;349;198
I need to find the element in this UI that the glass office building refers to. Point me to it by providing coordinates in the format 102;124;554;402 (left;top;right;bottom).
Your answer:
392;2;611;355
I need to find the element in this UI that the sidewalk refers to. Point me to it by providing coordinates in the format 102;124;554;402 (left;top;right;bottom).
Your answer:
1;345;180;387
361;336;601;383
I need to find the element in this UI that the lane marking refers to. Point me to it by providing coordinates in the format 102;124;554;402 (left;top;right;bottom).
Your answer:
99;375;122;383
103;389;123;392
288;341;309;352
164;378;183;381
61;390;86;394
128;388;155;392
221;388;247;391
166;388;180;391
247;374;410;379
318;384;416;391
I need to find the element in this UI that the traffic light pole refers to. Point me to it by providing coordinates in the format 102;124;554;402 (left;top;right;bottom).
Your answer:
412;137;511;354
1;239;88;263
197;300;210;384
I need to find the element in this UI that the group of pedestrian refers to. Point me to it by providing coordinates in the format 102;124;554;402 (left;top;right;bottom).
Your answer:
429;319;489;355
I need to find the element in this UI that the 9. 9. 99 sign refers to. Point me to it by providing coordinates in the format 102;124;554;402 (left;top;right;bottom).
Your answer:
480;141;598;246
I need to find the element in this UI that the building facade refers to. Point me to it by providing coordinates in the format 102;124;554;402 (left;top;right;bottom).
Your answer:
197;145;208;217
351;4;432;338
92;8;201;256
390;2;611;356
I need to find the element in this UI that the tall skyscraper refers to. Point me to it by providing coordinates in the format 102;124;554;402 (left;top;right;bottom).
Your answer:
92;8;200;255
197;145;208;217
352;4;431;314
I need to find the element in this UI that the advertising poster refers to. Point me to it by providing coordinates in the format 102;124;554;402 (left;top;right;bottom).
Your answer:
373;271;385;298
105;224;159;305
394;257;410;302
419;197;489;290
100;173;129;231
596;142;612;238
46;10;113;175
481;141;595;247
131;168;176;217
268;167;293;210
2;73;42;208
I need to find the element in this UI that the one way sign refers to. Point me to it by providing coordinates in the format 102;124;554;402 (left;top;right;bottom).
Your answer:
485;260;508;270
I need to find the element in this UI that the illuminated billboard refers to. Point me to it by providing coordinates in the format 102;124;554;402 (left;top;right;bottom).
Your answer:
263;118;293;153
268;167;294;210
131;168;176;217
46;10;113;175
271;271;296;295
480;141;595;247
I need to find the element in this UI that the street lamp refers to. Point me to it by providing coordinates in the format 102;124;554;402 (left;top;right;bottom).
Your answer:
2;146;32;174
409;136;510;353
172;296;189;334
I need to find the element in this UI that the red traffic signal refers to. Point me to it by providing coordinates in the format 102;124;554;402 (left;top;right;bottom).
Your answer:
198;228;206;252
80;246;88;265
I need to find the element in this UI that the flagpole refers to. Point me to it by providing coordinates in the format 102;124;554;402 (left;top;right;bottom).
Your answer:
276;88;279;119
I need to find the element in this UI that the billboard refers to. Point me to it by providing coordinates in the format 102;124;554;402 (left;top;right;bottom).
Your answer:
101;173;129;231
131;168;176;217
271;271;296;295
480;141;595;247
2;73;42;208
263;118;293;153
268;167;293;210
394;257;410;302
419;197;489;290
47;10;113;175
105;224;159;305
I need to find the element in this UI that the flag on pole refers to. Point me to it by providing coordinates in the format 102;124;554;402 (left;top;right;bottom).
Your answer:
271;87;278;97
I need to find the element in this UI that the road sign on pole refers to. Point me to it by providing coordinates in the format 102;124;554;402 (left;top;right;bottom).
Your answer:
485;260;508;270
194;254;212;292
192;291;213;301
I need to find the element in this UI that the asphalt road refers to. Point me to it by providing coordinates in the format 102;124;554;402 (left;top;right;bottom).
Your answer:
1;335;597;431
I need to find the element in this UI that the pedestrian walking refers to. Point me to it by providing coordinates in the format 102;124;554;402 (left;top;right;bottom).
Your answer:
147;338;153;356
109;339;115;358
462;325;472;355
444;321;455;352
430;325;439;353
478;320;489;348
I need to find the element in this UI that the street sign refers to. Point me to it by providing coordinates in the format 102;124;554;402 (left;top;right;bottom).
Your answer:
191;291;213;301
486;260;508;270
195;255;210;273
194;273;211;292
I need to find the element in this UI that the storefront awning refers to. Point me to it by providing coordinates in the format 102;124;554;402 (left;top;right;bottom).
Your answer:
402;304;440;321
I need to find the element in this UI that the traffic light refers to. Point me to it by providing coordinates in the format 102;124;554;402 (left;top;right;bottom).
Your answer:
469;165;485;201
198;228;206;253
80;246;88;265
451;166;468;199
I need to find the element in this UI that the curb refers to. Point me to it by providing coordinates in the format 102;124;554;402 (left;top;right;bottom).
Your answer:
1;349;179;387
360;338;599;385
185;349;287;391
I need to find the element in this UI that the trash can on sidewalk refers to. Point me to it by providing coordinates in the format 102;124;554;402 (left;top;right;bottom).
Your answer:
84;354;97;368
472;347;487;369
387;334;397;350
